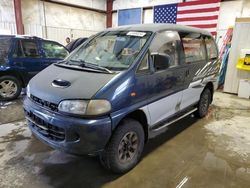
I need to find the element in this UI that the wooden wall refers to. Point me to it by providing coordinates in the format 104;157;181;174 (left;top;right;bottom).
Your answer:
224;18;250;94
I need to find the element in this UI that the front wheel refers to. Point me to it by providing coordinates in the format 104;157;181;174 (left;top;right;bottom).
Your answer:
194;88;211;118
0;75;22;101
99;118;145;173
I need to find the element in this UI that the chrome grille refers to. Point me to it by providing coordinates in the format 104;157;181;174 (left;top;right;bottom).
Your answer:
25;110;65;141
30;94;58;112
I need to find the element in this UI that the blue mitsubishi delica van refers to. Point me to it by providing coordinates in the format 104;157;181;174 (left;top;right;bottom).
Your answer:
23;24;220;173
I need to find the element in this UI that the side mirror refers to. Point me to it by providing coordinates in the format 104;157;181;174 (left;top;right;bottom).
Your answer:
151;53;170;71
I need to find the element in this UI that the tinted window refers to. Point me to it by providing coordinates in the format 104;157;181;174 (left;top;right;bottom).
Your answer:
13;40;40;58
42;41;68;59
0;37;12;64
180;33;206;63
205;37;218;60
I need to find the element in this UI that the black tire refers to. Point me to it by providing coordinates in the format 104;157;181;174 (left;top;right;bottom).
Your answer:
194;88;211;118
99;118;145;174
0;75;22;101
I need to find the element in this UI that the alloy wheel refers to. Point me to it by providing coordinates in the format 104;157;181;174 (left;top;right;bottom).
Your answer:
118;131;139;163
0;80;18;98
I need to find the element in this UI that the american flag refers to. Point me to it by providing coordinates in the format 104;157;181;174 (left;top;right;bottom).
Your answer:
154;0;221;36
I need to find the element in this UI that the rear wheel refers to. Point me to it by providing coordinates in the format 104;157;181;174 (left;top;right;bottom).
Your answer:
194;88;211;118
99;118;145;173
0;75;22;101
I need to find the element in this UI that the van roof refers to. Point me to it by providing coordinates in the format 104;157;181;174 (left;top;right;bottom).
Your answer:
106;23;212;36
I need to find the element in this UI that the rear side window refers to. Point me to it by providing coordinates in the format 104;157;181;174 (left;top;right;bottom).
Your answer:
13;39;40;58
42;41;68;59
205;37;218;60
0;37;12;63
180;33;206;63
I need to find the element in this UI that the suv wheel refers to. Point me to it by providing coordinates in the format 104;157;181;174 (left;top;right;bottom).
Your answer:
99;118;145;173
194;88;211;118
0;75;22;101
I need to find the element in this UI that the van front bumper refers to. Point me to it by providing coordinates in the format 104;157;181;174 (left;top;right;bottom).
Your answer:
23;97;112;155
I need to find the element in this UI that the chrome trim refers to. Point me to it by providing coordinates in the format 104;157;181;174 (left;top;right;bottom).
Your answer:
152;108;197;132
26;116;64;135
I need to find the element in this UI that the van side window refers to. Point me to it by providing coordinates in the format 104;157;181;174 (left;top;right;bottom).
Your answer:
180;33;206;63
13;40;40;58
205;37;218;60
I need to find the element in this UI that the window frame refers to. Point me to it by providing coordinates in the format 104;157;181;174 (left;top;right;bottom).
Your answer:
204;35;218;61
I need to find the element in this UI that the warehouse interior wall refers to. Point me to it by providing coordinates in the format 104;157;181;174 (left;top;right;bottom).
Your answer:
0;0;16;34
21;0;106;45
1;0;250;45
52;0;106;10
112;0;250;46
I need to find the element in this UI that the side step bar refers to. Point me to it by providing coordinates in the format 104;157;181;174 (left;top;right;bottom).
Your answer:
151;108;197;132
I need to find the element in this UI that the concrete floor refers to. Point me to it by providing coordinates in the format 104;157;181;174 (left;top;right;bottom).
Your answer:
0;92;250;188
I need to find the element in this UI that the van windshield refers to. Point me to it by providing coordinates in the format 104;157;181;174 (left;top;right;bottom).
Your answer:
0;37;12;65
66;31;151;71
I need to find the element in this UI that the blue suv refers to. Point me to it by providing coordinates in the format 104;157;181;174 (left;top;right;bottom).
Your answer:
0;35;69;101
24;24;220;173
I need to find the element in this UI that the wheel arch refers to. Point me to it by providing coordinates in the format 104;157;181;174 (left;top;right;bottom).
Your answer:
0;70;25;88
113;109;149;143
203;81;214;103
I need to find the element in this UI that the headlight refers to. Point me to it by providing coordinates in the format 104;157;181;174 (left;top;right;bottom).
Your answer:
26;84;30;98
58;100;111;116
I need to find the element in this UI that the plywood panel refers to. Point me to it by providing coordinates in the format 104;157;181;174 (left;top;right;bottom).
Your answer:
224;21;250;94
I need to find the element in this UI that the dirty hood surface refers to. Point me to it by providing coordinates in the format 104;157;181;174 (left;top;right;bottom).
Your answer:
29;64;116;104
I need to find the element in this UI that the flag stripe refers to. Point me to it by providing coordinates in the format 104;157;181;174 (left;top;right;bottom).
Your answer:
177;11;219;19
153;0;221;36
177;20;218;25
178;0;221;7
188;24;217;29
177;15;218;22
178;3;220;11
177;7;220;14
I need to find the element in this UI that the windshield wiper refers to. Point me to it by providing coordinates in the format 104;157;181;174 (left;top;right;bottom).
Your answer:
68;60;114;74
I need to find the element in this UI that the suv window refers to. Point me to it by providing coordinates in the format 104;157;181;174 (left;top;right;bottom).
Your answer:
13;39;40;58
180;33;206;63
42;41;68;59
0;37;12;64
205;36;218;60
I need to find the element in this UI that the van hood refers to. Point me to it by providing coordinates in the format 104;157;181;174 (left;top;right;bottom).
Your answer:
29;64;117;104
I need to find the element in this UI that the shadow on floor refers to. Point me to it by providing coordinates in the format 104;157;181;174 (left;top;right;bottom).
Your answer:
38;115;198;188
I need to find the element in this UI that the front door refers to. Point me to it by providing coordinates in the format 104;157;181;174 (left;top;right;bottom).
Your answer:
10;39;43;84
146;31;189;126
